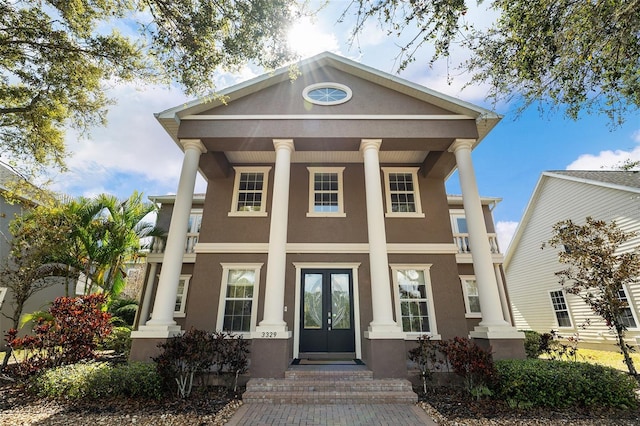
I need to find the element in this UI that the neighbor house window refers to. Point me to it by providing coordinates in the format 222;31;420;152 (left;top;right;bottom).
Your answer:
229;167;271;216
618;287;637;329
549;290;572;328
460;276;481;318
217;263;263;334
307;167;345;217
391;264;437;334
382;167;424;217
174;275;191;317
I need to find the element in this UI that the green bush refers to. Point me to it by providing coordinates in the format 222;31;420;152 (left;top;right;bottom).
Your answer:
99;326;132;355
522;330;543;358
494;359;638;409
32;361;162;400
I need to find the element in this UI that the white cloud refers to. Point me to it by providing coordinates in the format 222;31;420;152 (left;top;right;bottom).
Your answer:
496;221;519;253
288;16;341;58
566;132;640;170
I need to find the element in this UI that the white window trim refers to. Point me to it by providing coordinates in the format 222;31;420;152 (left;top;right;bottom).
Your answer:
302;82;353;106
188;209;203;233
216;263;263;338
228;166;271;217
174;275;191;318
390;264;440;339
0;287;7;309
381;167;425;218
548;289;573;329
460;275;481;318
449;209;467;232
619;285;639;330
306;167;346;217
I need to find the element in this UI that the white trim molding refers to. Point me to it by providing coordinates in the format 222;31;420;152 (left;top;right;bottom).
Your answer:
195;242;459;254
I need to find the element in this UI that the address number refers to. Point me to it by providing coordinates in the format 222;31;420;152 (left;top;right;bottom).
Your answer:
261;332;277;338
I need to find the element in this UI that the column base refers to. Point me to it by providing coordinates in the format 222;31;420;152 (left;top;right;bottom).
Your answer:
470;325;525;360
131;324;182;339
250;337;293;378
363;338;408;378
253;323;292;339
364;321;404;339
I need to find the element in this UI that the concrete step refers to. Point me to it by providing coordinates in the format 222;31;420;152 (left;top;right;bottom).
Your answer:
244;366;418;404
246;378;414;393
242;390;418;404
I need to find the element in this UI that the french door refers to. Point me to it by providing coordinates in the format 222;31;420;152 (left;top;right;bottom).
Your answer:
299;269;355;354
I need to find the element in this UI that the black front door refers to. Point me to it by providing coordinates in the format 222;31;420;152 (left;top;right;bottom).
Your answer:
299;269;355;353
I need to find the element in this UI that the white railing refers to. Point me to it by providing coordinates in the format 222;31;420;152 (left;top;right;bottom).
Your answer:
453;233;500;254
150;233;199;254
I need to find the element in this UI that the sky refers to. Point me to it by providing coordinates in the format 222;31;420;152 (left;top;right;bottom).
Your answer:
46;1;640;253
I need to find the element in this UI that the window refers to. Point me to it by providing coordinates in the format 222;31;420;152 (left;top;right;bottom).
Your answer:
185;209;202;252
174;275;191;317
382;167;424;217
217;263;263;334
618;287;637;329
460;276;481;317
450;210;470;253
391;264;437;334
307;167;345;217
229;167;271;216
302;83;352;106
549;290;572;328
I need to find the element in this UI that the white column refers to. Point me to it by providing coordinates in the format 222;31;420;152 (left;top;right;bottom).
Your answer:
360;139;402;336
134;139;205;337
256;139;294;336
138;262;157;326
450;139;512;332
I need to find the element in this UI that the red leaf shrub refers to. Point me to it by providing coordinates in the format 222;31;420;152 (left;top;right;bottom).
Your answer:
7;294;112;376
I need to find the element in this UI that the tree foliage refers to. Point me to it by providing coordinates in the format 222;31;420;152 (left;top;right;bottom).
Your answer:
0;0;299;177
546;217;639;376
344;0;640;123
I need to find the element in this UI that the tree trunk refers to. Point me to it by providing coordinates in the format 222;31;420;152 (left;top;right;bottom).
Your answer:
616;327;638;377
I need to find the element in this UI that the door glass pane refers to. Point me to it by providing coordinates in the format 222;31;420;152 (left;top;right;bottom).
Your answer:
304;274;323;329
331;273;351;329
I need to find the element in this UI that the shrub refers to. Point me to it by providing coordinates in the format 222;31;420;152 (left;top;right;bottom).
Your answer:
7;295;112;376
439;337;496;399
99;326;132;356
494;359;638;409
32;361;162;400
522;330;543;358
408;335;446;394
154;328;249;398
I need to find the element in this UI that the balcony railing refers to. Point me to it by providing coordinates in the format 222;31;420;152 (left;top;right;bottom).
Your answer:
453;233;500;254
150;233;199;254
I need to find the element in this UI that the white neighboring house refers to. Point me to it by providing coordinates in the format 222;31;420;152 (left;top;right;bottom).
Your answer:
505;170;640;349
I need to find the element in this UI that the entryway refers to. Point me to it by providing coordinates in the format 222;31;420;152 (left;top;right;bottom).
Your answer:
299;269;355;355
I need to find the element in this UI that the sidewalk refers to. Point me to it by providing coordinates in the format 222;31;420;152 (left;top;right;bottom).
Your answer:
226;403;437;425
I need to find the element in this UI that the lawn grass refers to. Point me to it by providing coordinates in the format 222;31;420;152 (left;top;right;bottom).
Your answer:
575;347;640;372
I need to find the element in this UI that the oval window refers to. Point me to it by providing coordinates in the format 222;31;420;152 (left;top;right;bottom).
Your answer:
303;83;352;106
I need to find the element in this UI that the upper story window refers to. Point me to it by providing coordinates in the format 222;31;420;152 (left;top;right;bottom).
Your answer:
188;210;202;233
460;276;481;318
303;83;352;106
391;264;437;335
618;287;638;329
216;263;263;335
174;275;191;317
381;167;424;218
229;166;271;217
307;167;346;217
549;290;572;328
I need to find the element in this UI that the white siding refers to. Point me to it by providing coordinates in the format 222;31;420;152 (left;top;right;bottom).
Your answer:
506;175;640;347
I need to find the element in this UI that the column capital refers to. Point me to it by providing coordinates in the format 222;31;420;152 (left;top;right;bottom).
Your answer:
448;138;476;153
180;139;206;153
360;139;382;152
273;139;295;152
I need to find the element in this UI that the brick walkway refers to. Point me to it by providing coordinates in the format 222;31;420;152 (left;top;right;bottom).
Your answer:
226;403;437;425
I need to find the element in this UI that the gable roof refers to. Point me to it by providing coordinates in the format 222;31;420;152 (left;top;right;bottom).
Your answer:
155;51;501;148
504;170;640;266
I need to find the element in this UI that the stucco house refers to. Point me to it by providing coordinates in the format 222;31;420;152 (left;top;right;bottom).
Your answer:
130;52;524;381
505;171;640;350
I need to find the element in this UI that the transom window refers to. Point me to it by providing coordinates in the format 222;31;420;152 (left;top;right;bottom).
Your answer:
391;264;437;335
174;275;191;317
307;167;345;217
550;290;572;328
229;167;271;216
217;263;263;334
618;287;637;329
382;167;424;217
460;276;481;318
